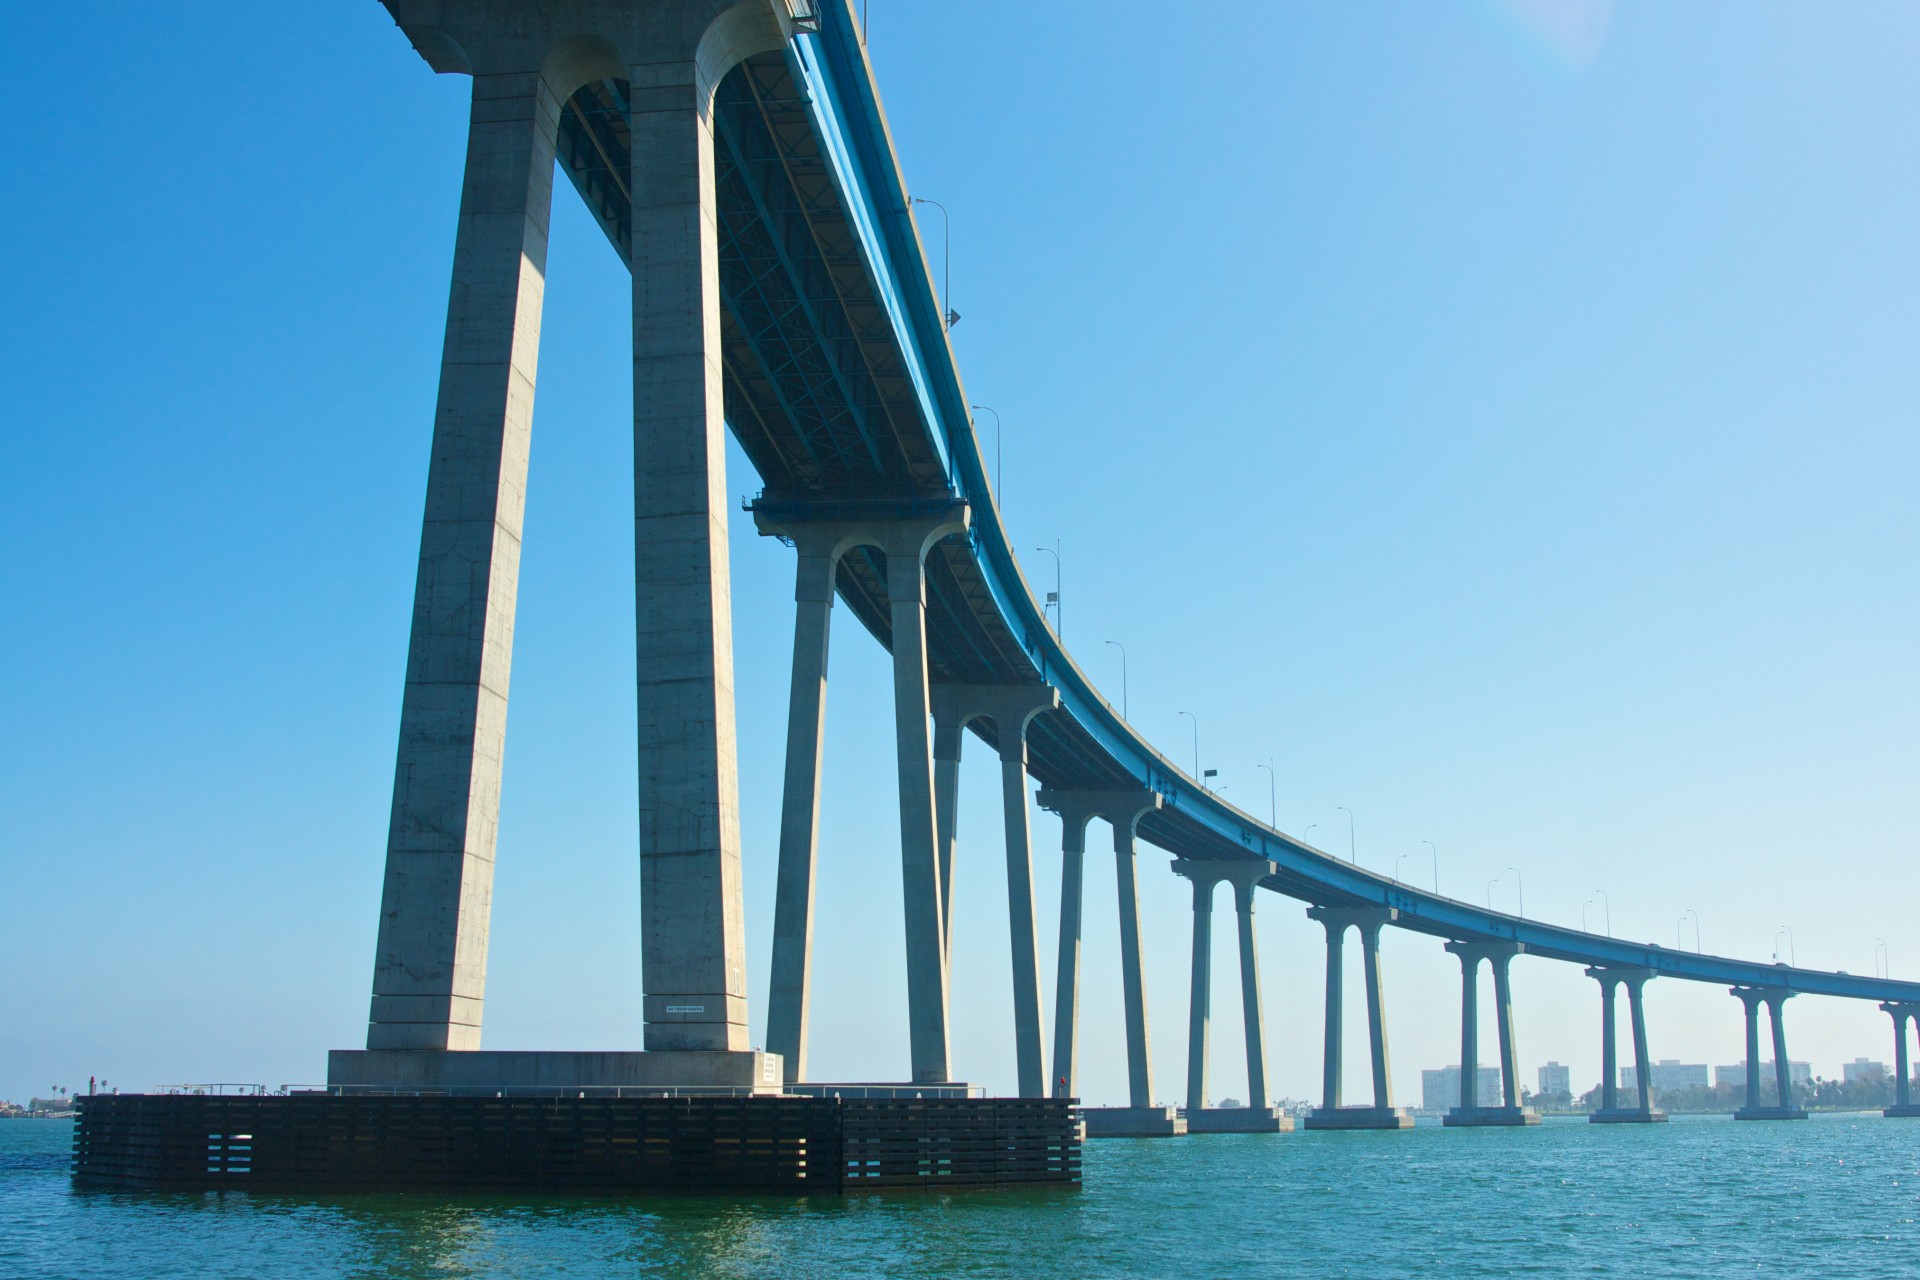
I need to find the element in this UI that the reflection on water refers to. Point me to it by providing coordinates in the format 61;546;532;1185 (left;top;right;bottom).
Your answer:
11;1116;1920;1278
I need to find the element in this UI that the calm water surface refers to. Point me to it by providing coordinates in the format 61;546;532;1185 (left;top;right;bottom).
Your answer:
4;1114;1916;1278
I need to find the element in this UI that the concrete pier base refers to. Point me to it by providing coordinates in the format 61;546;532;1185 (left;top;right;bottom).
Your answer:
1183;1107;1294;1134
1443;1106;1540;1127
327;1049;782;1095
1081;1106;1185;1137
1734;1106;1809;1121
1589;1107;1668;1124
1883;1104;1920;1118
1303;1106;1413;1130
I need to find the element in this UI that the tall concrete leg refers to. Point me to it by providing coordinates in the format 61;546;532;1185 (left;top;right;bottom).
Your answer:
1234;877;1270;1110
1491;950;1521;1110
1358;919;1392;1110
998;739;1046;1098
1319;919;1346;1110
1049;813;1089;1099
368;69;563;1053
1768;995;1793;1109
1456;951;1480;1111
1598;976;1620;1111
1626;976;1653;1114
1624;982;1651;1108
764;542;838;1081
886;547;952;1082
1586;967;1661;1122
1742;992;1763;1111
933;706;963;964
1891;1005;1914;1111
1113;823;1156;1109
627;59;764;1053
1183;876;1215;1113
932;683;1057;1097
1304;907;1410;1129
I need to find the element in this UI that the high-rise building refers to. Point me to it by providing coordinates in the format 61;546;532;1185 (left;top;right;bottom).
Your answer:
1714;1060;1812;1089
1421;1065;1503;1112
1842;1058;1888;1084
1620;1059;1709;1093
1537;1061;1571;1097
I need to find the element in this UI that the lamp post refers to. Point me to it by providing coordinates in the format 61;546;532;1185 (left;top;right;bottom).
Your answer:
1178;711;1199;780
1593;888;1611;938
1394;853;1408;882
1507;866;1524;917
1034;543;1060;635
1775;926;1795;968
1422;840;1439;893
1104;640;1127;720
909;196;959;328
1337;805;1356;865
1304;823;1318;845
969;404;1001;505
1486;877;1500;909
1681;908;1700;953
1877;939;1890;979
1582;898;1594;933
1255;760;1276;827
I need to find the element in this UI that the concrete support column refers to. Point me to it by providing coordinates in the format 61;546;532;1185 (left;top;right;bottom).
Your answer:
996;730;1047;1098
1182;875;1216;1114
1739;990;1763;1111
1888;1004;1914;1110
1357;918;1393;1110
1318;917;1347;1110
763;539;840;1081
932;706;964;963
928;683;1059;1098
1232;872;1272;1110
1040;789;1163;1104
1626;974;1653;1114
1491;949;1521;1110
1595;973;1620;1111
882;539;959;1083
1113;822;1156;1109
1049;809;1091;1099
368;67;565;1053
626;56;760;1053
1767;994;1793;1109
1451;946;1482;1110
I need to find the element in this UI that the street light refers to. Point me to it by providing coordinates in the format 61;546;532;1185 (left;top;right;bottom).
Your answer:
1304;823;1318;844
1582;898;1594;933
1103;640;1128;719
969;404;1001;505
1593;888;1611;938
1776;926;1796;968
1178;710;1199;780
1034;543;1061;635
1337;805;1356;865
909;196;959;328
1422;840;1439;893
1682;908;1700;953
1877;939;1890;979
1394;853;1409;882
1507;866;1524;917
1486;877;1500;909
1255;760;1276;827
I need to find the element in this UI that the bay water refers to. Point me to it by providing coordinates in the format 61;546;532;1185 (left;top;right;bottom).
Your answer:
4;1113;1915;1277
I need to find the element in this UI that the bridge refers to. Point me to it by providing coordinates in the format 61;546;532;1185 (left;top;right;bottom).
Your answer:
347;0;1920;1136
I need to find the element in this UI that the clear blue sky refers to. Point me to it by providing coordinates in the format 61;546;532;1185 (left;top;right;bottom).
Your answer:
2;1;1914;1107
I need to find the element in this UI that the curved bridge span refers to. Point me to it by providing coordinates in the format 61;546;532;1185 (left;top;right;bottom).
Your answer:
367;0;1920;1125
